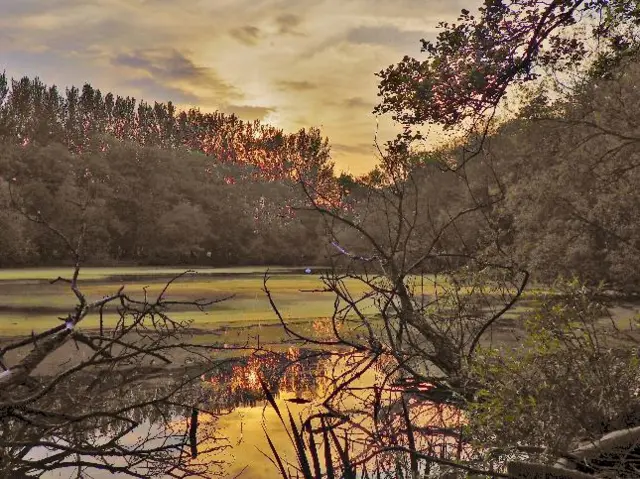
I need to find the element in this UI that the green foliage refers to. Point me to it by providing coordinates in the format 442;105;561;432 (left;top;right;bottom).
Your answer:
467;280;640;455
374;0;640;138
482;58;640;292
0;72;343;267
0;138;330;267
385;54;640;294
5;2;640;477
0;72;335;184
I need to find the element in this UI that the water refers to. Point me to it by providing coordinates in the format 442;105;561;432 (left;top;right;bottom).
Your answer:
10;349;470;479
189;349;469;478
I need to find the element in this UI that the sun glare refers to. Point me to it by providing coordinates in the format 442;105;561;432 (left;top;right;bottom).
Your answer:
263;109;281;127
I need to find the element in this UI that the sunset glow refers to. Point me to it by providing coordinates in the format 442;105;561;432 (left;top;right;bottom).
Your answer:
0;0;482;175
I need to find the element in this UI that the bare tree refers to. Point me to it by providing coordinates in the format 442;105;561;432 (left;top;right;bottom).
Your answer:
0;195;238;477
257;128;531;478
258;1;640;475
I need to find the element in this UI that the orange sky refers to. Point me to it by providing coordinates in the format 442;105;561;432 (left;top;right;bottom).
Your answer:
0;0;480;175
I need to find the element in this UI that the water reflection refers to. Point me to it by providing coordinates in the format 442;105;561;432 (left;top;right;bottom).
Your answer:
199;347;330;411
9;349;470;478
2;366;231;479
192;349;469;478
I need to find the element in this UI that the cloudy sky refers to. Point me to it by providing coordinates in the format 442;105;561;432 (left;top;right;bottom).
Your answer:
0;0;477;175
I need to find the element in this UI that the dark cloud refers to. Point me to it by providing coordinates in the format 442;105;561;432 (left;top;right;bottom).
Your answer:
345;25;426;52
229;25;261;46
275;80;316;92
0;31;15;50
221;104;276;121
12;18;144;57
293;116;311;126
357;0;479;18
111;49;242;100
275;13;303;35
113;49;205;83
0;0;89;17
344;96;371;109
295;34;342;61
298;24;426;61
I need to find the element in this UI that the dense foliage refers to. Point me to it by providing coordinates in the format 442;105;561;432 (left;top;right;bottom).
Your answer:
413;57;640;294
2;57;640;294
4;0;640;477
375;0;640;134
469;281;640;451
0;138;335;266
0;73;346;266
0;73;335;185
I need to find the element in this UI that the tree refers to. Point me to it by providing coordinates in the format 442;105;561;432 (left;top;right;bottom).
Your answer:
0;72;339;196
468;280;640;478
479;55;640;293
261;1;640;477
374;0;640;154
261;131;529;477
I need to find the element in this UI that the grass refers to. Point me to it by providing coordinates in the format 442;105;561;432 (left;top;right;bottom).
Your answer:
0;267;381;337
1;266;634;342
0;299;336;336
0;266;324;283
0;265;307;282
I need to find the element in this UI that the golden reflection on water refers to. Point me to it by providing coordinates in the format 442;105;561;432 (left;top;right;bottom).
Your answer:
185;349;469;478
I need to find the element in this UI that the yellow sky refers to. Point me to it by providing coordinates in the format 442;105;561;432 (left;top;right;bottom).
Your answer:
0;0;479;175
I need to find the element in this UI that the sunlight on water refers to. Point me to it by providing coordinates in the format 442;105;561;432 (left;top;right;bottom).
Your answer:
30;348;469;478
185;349;469;478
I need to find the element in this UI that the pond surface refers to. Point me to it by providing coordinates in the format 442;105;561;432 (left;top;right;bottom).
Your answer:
0;266;482;477
25;349;467;479
203;350;467;479
0;266;372;337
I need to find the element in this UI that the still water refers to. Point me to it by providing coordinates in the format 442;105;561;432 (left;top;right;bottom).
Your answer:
28;349;467;479
205;349;467;479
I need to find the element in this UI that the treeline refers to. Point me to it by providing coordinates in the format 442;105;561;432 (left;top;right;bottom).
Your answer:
0;73;341;267
488;64;640;293
2;62;639;291
0;73;336;187
0;138;332;266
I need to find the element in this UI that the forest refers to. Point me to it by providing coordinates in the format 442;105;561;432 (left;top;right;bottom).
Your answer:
1;57;639;294
0;76;338;266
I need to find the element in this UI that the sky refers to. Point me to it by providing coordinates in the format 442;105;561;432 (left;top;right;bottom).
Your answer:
0;0;478;175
